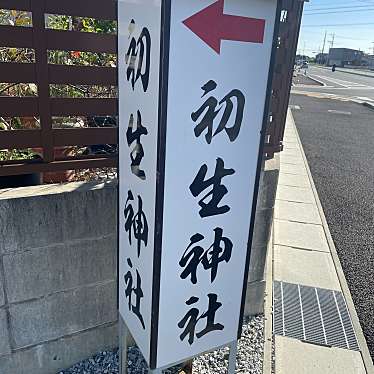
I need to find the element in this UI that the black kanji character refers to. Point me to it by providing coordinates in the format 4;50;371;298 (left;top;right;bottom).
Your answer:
180;228;233;284
124;258;145;329
125;19;151;92
190;157;235;218
127;110;148;180
124;190;148;257
191;80;245;144
178;294;224;345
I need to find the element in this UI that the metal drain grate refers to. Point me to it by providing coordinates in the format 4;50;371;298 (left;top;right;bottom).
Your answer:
273;281;359;351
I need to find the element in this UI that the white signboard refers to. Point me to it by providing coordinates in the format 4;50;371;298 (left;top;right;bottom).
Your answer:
118;0;278;369
118;0;162;364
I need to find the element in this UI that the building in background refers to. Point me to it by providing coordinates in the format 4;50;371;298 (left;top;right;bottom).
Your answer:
362;54;374;69
315;52;328;65
327;48;364;67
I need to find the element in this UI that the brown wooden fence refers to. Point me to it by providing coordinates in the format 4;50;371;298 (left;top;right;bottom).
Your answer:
264;0;304;159
0;0;118;176
0;0;303;177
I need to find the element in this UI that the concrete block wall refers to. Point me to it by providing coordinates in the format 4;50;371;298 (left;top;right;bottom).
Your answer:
245;155;280;316
0;169;277;372
0;181;118;374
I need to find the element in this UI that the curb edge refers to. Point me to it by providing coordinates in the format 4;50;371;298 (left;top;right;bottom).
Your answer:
306;74;326;87
262;220;274;374
362;102;374;110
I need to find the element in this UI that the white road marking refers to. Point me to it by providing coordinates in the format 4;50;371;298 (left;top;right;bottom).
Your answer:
311;74;351;88
292;90;374;106
304;86;374;91
312;74;373;88
309;72;374;89
328;110;352;115
356;96;374;102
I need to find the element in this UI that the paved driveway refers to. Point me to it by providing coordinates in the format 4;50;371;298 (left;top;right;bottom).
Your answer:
292;65;374;104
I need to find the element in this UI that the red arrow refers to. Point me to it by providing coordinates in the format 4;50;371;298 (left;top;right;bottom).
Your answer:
183;0;266;54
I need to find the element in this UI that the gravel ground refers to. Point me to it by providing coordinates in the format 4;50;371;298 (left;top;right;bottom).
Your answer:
192;316;264;374
58;315;264;374
290;94;374;358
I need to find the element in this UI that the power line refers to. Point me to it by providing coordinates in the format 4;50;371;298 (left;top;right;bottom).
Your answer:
304;0;374;12
306;0;374;6
329;33;335;49
303;22;374;27
305;5;369;12
304;8;374;16
333;35;372;41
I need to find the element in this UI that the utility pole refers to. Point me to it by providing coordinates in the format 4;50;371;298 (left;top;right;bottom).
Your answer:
372;42;374;56
317;45;321;64
321;31;327;65
329;33;335;49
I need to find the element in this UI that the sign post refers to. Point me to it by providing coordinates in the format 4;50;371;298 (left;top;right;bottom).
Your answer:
118;0;280;371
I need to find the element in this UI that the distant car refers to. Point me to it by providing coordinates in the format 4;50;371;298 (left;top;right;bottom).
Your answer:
301;62;308;69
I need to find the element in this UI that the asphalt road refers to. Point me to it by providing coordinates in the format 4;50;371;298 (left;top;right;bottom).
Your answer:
289;94;374;358
292;65;374;103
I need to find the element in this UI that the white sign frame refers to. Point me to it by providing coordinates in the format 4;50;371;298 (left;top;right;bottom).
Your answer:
118;0;281;369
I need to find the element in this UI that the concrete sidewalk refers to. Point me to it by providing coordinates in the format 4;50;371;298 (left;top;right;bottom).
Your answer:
263;110;374;374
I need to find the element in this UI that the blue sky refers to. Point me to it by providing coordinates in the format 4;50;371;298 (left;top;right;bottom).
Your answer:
297;0;374;57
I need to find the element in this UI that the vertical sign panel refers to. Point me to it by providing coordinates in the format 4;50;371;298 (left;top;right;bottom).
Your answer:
118;0;162;364
156;0;277;367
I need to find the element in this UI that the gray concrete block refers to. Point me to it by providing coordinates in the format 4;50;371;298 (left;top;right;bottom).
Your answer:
248;244;267;283
251;207;274;249
244;281;266;316
275;200;321;225
10;281;117;348
0;196;65;254
274;245;341;291
4;235;117;303
256;157;279;210
0;272;5;307
278;173;310;188
0;182;117;255
283;138;298;145
276;185;315;204
0;322;118;374
282;143;299;150
274;219;330;253
282;148;302;158
60;187;117;243
280;154;304;165
275;336;367;374
0;308;11;356
0;180;117;201
248;155;279;288
281;162;308;176
284;127;297;135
